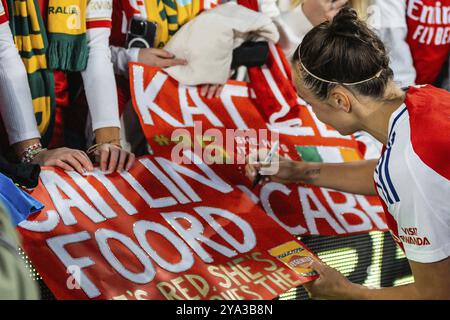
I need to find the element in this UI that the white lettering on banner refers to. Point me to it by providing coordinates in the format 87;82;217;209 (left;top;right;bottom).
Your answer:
162;212;241;263
260;67;295;125
40;171;106;226
134;67;185;127
260;183;308;235
120;170;178;208
19;210;60;232
267;119;315;136
132;65;353;140
46;231;100;298
42;203;257;298
259;183;378;235
322;189;373;233
179;86;224;127
155;151;233;202
194;207;256;253
298;187;346;235
355;195;387;230
86;170;138;215
67;171;118;219
138;158;191;204
133;66;253;130
134;220;195;273
236;185;260;204
221;85;249;129
96;229;156;284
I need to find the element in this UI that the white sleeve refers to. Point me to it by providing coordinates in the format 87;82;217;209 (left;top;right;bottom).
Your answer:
110;45;140;77
371;0;416;87
277;4;313;59
81;28;121;131
0;23;40;145
395;145;450;264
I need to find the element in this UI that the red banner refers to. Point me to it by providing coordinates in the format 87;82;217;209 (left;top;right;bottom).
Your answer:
19;156;318;300
130;64;387;236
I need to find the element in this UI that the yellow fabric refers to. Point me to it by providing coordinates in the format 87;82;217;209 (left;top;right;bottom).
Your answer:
143;0;202;48
47;0;87;35
14;34;45;51
32;96;52;133
9;0;56;144
21;54;47;74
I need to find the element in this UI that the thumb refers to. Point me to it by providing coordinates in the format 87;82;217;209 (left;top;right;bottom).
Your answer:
308;260;326;276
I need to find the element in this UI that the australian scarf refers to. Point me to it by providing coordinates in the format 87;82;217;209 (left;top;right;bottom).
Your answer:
135;0;204;48
5;0;89;145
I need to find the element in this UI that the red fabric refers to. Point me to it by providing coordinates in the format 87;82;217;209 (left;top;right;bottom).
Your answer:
110;0;132;47
405;85;450;180
237;0;300;124
406;0;450;84
48;70;70;149
0;0;8;24
87;20;112;29
38;0;48;22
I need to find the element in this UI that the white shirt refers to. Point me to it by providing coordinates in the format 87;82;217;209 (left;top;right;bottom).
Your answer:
374;90;450;263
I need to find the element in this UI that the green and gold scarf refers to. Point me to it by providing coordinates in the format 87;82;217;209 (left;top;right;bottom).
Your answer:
6;0;88;146
144;0;203;48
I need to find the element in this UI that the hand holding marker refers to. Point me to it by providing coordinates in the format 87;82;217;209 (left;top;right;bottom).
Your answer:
251;141;280;189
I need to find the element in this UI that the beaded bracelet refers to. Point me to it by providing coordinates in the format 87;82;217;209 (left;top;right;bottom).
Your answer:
21;143;47;164
87;140;122;156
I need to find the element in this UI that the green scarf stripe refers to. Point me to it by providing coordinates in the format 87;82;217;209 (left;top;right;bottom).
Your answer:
10;16;42;36
27;72;54;99
7;0;55;147
15;47;46;59
162;0;177;10
166;15;178;24
159;8;167;20
47;33;88;71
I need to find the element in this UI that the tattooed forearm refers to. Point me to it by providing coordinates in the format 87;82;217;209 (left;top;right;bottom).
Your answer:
304;168;321;176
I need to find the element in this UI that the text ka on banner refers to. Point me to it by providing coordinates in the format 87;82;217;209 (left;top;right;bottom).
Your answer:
129;64;388;236
18;156;318;300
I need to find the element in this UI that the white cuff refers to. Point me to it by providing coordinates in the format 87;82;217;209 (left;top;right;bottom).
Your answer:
110;46;140;77
82;28;121;132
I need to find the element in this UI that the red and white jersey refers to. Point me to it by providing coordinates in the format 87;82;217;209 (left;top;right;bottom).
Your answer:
0;0;8;25
406;0;450;85
374;85;450;263
86;0;114;29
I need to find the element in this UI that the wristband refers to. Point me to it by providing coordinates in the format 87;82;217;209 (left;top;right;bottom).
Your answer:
87;140;122;156
20;143;47;164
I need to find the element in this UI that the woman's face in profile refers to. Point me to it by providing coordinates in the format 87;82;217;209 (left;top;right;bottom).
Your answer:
293;63;358;136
